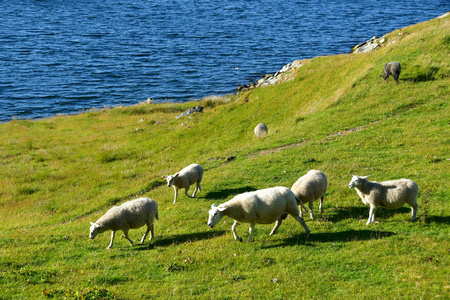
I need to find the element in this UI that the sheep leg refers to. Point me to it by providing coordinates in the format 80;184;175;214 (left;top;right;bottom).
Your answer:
173;186;178;204
309;201;314;220
270;219;283;235
247;223;255;243
150;224;154;240
231;221;243;242
367;206;376;225
192;182;201;197
410;203;418;222
140;224;153;244
319;195;324;213
293;216;310;236
394;75;399;84
295;196;309;218
122;230;134;246
107;231;116;249
184;187;194;198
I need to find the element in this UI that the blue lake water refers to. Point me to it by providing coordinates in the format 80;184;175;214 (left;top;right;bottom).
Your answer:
0;0;448;121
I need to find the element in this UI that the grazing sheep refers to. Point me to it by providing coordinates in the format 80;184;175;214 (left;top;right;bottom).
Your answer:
254;123;268;138
291;170;328;220
89;197;159;249
207;186;310;242
163;163;203;204
348;175;418;225
382;61;401;84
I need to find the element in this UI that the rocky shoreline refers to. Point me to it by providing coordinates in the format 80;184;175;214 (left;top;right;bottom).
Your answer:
173;35;389;119
235;35;389;94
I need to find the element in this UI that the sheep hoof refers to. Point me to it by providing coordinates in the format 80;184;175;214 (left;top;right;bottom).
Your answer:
237;237;243;242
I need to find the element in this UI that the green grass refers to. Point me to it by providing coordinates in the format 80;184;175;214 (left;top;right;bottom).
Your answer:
0;15;449;299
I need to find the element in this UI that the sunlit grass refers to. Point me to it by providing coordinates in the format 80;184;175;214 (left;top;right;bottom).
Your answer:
0;15;449;299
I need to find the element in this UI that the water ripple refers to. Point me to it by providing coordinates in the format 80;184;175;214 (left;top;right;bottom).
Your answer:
0;0;448;121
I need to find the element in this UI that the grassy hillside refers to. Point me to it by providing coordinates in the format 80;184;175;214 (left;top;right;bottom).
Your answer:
0;14;448;299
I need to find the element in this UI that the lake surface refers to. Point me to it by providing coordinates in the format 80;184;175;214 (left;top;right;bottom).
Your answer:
0;0;448;121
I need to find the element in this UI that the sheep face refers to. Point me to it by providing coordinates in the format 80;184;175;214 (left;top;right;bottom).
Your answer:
208;204;226;228
89;222;101;239
348;175;369;189
163;173;179;187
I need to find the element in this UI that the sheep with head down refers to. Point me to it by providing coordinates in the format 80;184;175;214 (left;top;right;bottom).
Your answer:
89;197;159;249
348;175;418;225
291;169;328;220
382;61;401;84
207;186;310;242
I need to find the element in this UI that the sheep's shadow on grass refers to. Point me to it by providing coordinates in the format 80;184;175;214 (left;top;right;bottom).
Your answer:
402;66;441;82
203;186;257;201
421;215;450;225
262;229;396;249
324;206;412;223
133;230;227;251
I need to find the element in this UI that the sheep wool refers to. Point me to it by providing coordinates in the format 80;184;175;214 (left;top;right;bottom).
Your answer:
89;197;159;249
208;186;310;242
348;175;418;225
382;61;401;84
163;163;203;204
291;169;328;220
254;123;268;138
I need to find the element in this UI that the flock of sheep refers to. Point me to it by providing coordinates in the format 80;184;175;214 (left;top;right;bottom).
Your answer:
90;165;418;249
90;61;411;249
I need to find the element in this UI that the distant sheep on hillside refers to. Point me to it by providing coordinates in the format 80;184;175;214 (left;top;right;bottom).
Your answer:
254;123;268;138
382;61;401;84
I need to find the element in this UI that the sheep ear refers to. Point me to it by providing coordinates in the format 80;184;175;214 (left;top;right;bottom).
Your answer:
218;206;228;212
211;204;216;208
174;173;180;178
363;175;369;179
90;222;99;228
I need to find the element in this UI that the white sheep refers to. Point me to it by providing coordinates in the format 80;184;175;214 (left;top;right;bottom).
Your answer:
348;175;418;225
254;123;268;138
291;169;328;220
163;163;203;204
89;197;159;249
207;186;310;242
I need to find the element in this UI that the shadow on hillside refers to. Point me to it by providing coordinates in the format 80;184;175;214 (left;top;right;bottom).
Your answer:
402;66;441;82
262;229;396;249
203;186;257;201
325;206;412;223
133;230;227;251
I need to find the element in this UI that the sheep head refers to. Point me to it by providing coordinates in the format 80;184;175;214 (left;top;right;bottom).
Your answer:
162;173;180;187
208;204;227;228
348;175;369;189
89;222;103;239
